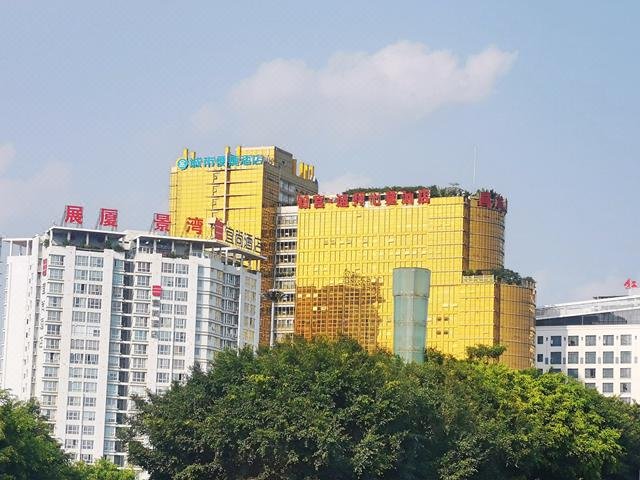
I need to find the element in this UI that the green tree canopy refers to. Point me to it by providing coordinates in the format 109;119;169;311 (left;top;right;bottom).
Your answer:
125;338;640;480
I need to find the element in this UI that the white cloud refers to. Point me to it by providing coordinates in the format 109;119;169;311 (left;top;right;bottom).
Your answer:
320;172;373;195
0;143;72;233
193;41;516;141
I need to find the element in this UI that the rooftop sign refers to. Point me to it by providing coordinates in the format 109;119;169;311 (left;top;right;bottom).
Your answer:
176;154;264;171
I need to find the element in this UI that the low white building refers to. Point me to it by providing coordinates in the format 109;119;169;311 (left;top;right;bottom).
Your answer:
536;294;640;404
1;226;261;467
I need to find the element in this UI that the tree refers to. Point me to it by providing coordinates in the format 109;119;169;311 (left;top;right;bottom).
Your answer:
0;390;74;480
72;459;135;480
125;338;640;480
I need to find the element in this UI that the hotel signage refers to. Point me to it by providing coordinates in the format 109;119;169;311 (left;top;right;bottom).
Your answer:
297;189;507;213
176;154;264;171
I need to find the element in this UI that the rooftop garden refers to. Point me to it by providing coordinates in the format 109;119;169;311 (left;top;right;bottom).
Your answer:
463;268;535;286
342;185;504;199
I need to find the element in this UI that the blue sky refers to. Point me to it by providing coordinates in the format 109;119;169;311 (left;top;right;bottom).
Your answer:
1;1;639;305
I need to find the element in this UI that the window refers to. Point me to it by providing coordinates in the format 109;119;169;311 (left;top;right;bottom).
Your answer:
157;358;170;369
135;303;149;314
136;289;150;300
161;290;173;301
173;359;185;370
44;338;60;350
72;311;86;323
621;383;631;394
43;381;58;392
88;270;102;282
49;254;65;266
85;340;99;351
132;357;146;369
567;335;579;346
68;381;82;392
65;439;79;449
84;368;98;379
157;344;171;356
157;331;172;342
44;352;60;363
621;334;632;346
161;276;174;288
67;396;81;406
567;368;579;378
87;298;101;309
83;411;96;421
585;335;596;346
136;276;150;287
174;332;186;343
70;353;83;364
603;335;614;346
83;397;96;407
133;330;147;341
132;371;146;383
173;345;185;356
550;336;562;347
603;368;614;378
66;425;80;435
133;317;148;328
73;297;86;308
66;410;80;421
174;305;187;316
161;263;174;273
49;268;64;280
75;255;89;266
137;262;151;273
621;368;632;378
83;382;97;393
584;368;596;379
86;312;101;324
176;264;188;275
175;277;188;289
85;354;99;365
81;440;94;450
48;282;63;294
87;284;102;296
48;310;62;322
601;383;613;393
550;352;562;365
585;352;596;364
46;324;61;336
133;344;147;355
585;383;596;389
48;296;63;308
89;257;103;268
43;366;58;378
156;372;170;383
113;273;124;286
174;318;186;329
621;351;632;364
603;351;614;364
174;291;188;302
82;425;95;436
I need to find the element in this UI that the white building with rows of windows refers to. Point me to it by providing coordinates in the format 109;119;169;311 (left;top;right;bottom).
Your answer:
536;294;640;404
1;226;260;467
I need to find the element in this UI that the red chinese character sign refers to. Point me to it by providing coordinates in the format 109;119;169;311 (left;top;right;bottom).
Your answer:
185;217;203;235
153;213;170;233
213;218;225;240
98;208;118;229
624;278;638;289
63;205;84;225
42;259;47;277
152;285;162;297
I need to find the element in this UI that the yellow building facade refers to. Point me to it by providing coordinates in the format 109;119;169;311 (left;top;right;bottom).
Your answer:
169;146;318;344
293;191;535;369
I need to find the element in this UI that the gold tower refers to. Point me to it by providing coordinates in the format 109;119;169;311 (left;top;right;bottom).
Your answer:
293;189;535;369
169;146;318;344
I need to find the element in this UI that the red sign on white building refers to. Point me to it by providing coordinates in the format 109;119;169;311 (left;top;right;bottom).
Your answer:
64;205;84;225
42;259;47;277
624;278;638;289
151;285;162;297
153;213;171;233
98;208;118;229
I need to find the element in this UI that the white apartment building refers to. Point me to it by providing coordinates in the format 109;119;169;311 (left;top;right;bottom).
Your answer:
272;206;298;341
1;226;260;467
536;294;640;404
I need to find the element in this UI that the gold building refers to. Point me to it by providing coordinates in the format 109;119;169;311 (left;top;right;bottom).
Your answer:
292;189;535;369
169;146;318;344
